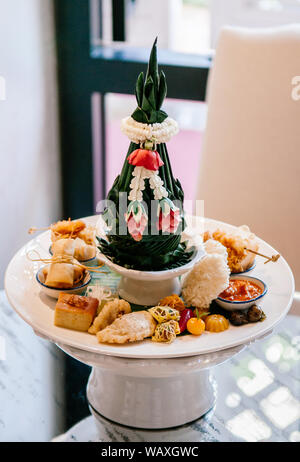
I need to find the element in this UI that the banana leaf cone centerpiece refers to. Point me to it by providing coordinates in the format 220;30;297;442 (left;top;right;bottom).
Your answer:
97;39;195;271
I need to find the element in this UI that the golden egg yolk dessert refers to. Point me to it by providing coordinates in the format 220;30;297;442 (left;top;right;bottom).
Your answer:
205;314;229;333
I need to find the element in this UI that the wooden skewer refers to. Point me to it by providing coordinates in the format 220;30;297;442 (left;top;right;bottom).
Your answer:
245;247;280;264
26;251;107;274
28;226;50;235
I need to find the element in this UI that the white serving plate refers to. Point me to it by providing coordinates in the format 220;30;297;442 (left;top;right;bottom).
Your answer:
4;215;294;359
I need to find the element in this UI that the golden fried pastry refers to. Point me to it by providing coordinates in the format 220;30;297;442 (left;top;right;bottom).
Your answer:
78;226;96;246
96;311;157;344
43;259;85;289
44;263;75;289
158;294;185;312
88;298;131;334
73;238;96;261
152;320;180;344
148;306;180;323
51;238;76;257
54;293;98;331
51;219;86;242
203;225;259;273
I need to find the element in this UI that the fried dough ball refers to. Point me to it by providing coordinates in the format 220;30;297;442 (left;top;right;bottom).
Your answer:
158;294;185;312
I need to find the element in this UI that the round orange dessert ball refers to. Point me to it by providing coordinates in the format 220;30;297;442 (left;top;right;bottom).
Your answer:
187;317;205;336
205;314;229;333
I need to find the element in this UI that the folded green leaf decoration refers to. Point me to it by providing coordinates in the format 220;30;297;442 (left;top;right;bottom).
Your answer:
131;37;168;124
98;38;192;271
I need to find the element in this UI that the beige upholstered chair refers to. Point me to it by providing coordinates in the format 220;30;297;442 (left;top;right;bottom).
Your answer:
197;25;300;299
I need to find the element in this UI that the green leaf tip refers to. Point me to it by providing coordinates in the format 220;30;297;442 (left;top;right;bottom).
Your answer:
131;37;168;124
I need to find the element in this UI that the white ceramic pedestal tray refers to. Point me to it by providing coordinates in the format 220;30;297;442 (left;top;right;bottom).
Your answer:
4;215;294;359
4;215;294;429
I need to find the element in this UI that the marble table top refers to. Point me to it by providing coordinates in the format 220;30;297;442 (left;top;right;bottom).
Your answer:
0;290;299;442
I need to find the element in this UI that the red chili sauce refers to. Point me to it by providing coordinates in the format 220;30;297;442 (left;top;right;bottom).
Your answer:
219;279;263;301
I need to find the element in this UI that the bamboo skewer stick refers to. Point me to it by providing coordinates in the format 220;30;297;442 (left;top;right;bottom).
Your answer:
26;251;107;274
28;226;50;234
244;247;280;264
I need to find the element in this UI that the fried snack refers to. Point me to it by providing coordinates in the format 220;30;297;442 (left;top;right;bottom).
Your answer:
78;226;96;246
73;238;96;261
205;315;229;333
97;311;156;344
43;260;86;289
152;320;180;344
51;238;76;257
44;263;75;289
88;298;131;334
203;226;259;273
148;306;180;324
51;219;86;242
54;293;98;331
158;294;185;312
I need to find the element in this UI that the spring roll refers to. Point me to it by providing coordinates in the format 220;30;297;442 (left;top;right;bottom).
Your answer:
51;238;76;257
73;238;96;261
45;263;75;289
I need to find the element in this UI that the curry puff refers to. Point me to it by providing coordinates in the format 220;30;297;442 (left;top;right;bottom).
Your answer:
97;311;157;344
88;299;131;334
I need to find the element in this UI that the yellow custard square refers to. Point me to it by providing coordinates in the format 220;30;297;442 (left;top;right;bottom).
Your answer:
54;293;98;332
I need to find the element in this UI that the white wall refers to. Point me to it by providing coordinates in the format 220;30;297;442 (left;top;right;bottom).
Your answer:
0;0;61;287
211;0;300;47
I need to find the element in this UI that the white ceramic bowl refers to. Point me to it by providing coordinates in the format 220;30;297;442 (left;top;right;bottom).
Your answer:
215;275;267;311
98;246;206;305
36;265;91;299
49;245;97;267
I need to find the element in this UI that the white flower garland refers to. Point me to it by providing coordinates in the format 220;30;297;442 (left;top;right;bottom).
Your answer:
149;172;168;200
121;116;179;144
128;167;147;202
128;166;169;202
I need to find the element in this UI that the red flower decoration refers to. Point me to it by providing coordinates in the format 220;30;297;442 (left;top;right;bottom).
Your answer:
157;208;181;234
128;149;164;171
127;212;148;241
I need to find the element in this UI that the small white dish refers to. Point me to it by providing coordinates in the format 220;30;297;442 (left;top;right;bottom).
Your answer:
216;275;267;311
36;265;91;299
98;246;206;306
49;245;97;267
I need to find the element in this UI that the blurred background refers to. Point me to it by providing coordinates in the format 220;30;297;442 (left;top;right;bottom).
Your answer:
2;0;300;287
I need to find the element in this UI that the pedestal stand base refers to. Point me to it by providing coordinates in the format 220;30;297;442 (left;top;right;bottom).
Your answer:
118;276;181;306
58;342;245;432
87;367;216;429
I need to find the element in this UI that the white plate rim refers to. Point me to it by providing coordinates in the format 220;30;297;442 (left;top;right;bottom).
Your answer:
4;215;295;359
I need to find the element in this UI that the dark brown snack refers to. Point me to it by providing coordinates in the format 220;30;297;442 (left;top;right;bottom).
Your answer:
229;310;249;326
247;304;263;323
